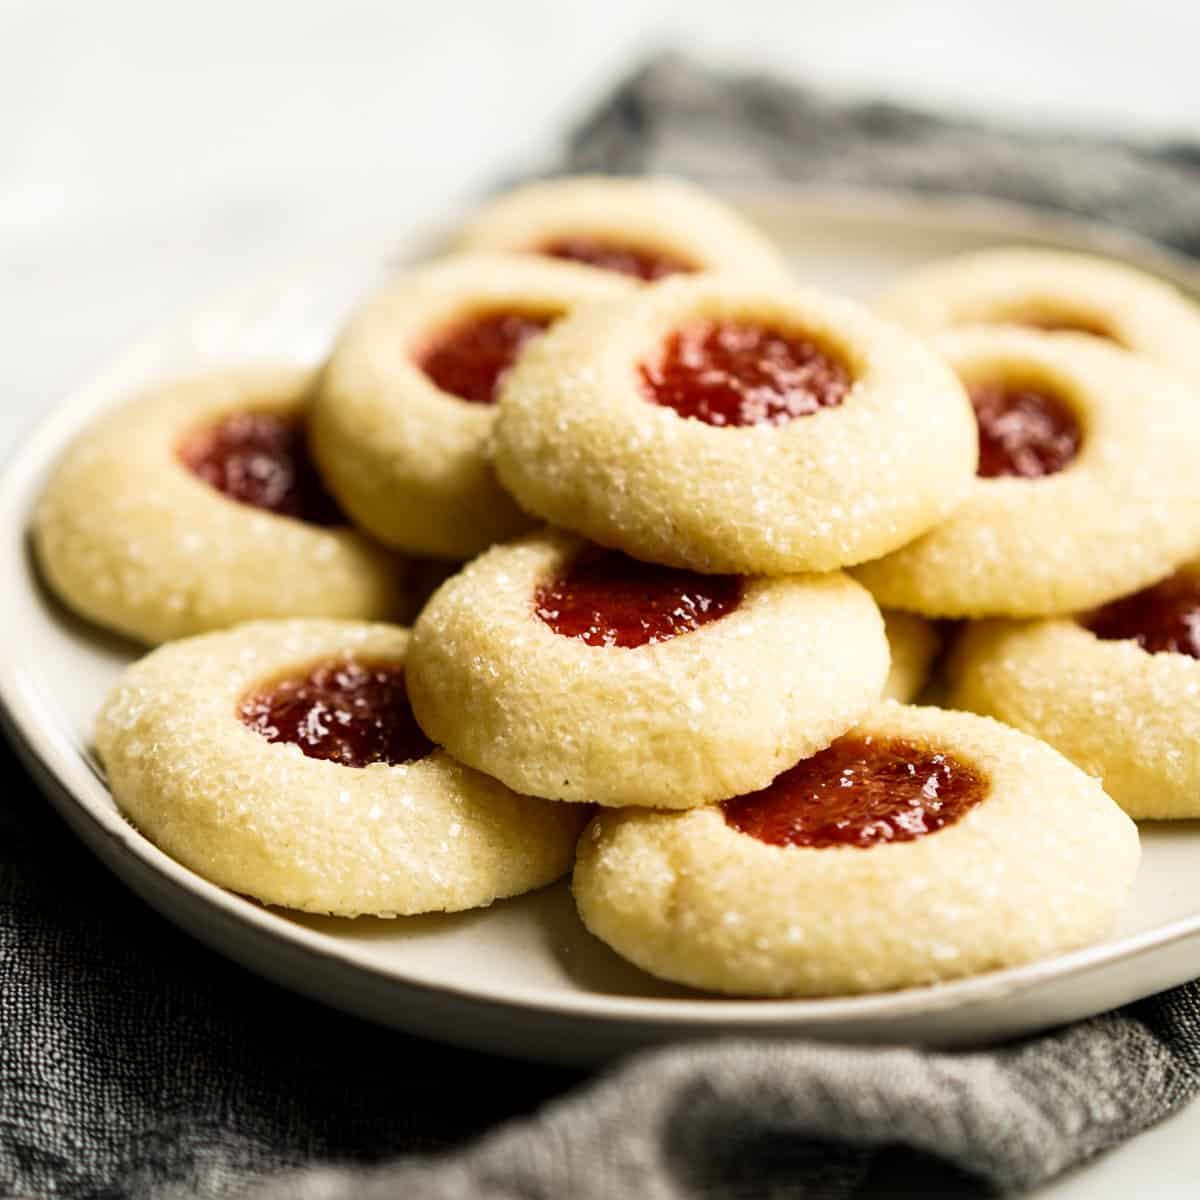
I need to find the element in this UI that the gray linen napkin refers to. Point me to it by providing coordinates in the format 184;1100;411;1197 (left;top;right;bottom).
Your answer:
5;55;1200;1200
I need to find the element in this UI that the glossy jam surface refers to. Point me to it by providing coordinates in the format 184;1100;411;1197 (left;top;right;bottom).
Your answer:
417;311;552;404
534;548;743;648
639;320;852;427
540;236;693;281
969;381;1081;479
179;412;343;524
240;660;433;767
1085;574;1200;658
722;734;986;850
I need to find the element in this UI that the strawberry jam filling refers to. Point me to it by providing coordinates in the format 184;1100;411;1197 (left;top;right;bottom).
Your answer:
1084;574;1200;658
179;411;344;525
969;381;1081;479
240;659;433;768
722;734;986;849
417;310;551;404
540;236;693;281
639;320;852;427
534;548;743;648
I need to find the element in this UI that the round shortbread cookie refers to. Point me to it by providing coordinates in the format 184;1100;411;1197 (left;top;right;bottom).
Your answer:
454;176;789;282
881;609;941;702
406;529;889;809
33;366;403;645
573;703;1138;997
875;247;1200;384
95;619;587;916
312;254;633;560
493;276;976;575
949;567;1200;818
853;328;1200;617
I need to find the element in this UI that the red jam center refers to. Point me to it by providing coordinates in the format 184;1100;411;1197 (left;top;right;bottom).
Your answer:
1084;574;1200;658
534;548;743;648
179;412;344;525
723;734;986;849
240;660;433;768
540;236;694;281
969;381;1081;479
639;320;852;427
417;310;552;404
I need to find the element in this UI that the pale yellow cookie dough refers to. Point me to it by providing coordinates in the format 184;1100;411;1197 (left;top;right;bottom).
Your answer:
854;328;1200;617
574;703;1138;996
95;619;587;916
494;276;977;575
882;609;941;702
455;176;789;280
950;601;1200;819
406;529;889;808
312;254;633;560
875;247;1200;384
33;366;403;645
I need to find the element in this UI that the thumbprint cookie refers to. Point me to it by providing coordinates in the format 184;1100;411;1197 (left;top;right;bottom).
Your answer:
854;328;1200;617
881;610;941;702
95;620;587;916
875;247;1200;384
573;703;1138;996
493;276;976;575
34;367;402;645
951;564;1200;818
406;529;889;809
312;254;633;560
454;176;789;282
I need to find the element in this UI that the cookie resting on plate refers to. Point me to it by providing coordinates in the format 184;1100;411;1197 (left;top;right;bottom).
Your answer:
406;528;889;809
854;328;1200;618
34;366;403;645
95;619;587;916
573;703;1138;996
874;247;1200;385
454;175;790;282
311;253;633;560
950;562;1200;819
493;275;976;575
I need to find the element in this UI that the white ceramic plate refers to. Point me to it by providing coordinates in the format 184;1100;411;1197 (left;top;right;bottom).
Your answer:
5;191;1200;1066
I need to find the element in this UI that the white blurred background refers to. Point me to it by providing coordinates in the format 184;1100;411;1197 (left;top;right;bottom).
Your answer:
4;0;1198;456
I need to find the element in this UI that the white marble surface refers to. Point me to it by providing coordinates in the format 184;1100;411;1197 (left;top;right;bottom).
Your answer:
3;0;1199;1194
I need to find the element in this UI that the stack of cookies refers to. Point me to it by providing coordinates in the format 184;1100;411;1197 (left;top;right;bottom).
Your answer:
37;176;1200;997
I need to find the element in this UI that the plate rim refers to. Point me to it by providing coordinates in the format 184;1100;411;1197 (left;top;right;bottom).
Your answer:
5;185;1200;1035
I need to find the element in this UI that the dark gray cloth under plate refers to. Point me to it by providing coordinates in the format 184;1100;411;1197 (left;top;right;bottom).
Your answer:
5;55;1200;1200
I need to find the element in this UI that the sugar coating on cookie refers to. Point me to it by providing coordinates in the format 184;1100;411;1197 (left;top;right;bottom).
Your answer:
33;366;403;645
881;609;941;702
95;619;587;916
454;176;790;282
853;328;1200;617
312;254;633;560
573;703;1138;996
406;529;889;808
874;247;1200;385
950;568;1200;818
493;276;977;575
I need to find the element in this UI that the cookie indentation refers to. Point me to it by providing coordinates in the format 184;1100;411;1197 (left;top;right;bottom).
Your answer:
540;236;693;281
417;311;551;404
534;548;742;648
179;412;343;525
241;659;433;767
969;381;1081;479
639;320;852;427
722;734;985;849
